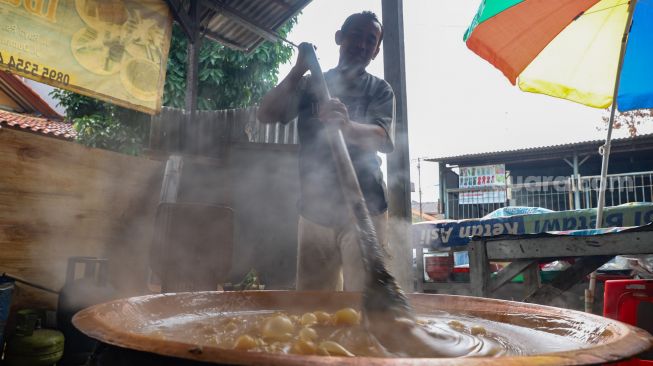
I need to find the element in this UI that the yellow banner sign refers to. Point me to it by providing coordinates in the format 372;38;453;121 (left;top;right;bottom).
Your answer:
0;0;172;114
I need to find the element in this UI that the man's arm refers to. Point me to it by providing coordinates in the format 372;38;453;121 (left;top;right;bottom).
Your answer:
257;46;310;124
320;86;395;153
343;117;389;152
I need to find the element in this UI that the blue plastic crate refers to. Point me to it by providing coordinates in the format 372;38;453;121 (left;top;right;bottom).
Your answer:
0;277;15;347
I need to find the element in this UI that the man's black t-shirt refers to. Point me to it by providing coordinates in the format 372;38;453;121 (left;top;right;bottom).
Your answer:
281;68;395;227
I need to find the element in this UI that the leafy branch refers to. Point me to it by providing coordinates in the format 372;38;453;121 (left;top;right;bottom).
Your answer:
601;109;653;137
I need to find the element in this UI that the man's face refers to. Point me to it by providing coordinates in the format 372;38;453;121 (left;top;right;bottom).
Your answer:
337;17;382;70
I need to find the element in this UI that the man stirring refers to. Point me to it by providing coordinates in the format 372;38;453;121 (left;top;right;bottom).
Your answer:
258;11;395;291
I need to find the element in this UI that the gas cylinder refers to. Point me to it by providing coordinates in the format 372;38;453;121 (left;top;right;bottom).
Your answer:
4;309;64;366
57;257;116;366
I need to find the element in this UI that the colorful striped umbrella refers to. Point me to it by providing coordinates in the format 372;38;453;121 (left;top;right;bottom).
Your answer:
464;0;652;228
464;0;652;313
464;0;652;111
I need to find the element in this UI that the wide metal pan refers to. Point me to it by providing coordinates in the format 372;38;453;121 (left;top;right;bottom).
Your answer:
73;291;653;365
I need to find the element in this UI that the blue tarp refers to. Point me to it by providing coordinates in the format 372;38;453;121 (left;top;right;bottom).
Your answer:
413;203;653;250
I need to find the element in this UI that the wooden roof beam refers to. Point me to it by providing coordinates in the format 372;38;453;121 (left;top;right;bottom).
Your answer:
203;30;248;52
268;0;291;10
165;0;196;42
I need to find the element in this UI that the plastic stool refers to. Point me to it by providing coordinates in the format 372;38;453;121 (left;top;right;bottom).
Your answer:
604;279;653;365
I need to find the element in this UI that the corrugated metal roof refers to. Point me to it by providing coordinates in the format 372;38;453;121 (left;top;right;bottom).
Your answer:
426;133;653;165
200;0;310;53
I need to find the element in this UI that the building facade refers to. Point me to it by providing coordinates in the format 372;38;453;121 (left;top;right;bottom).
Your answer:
429;135;653;220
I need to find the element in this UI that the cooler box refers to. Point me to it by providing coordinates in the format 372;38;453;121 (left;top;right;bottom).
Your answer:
604;279;653;365
0;277;15;347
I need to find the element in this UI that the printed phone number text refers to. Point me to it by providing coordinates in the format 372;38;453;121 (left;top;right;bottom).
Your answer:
0;51;70;85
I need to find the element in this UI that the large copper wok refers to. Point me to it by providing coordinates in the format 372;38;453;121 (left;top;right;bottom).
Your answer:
73;291;653;365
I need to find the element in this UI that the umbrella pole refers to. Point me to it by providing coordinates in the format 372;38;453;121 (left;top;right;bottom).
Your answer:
585;0;638;313
585;102;617;312
594;107;618;231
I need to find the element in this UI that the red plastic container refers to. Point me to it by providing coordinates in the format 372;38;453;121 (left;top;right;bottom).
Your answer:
424;253;453;282
603;279;653;365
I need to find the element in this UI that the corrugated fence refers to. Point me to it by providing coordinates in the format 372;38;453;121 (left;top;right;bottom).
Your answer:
149;107;298;157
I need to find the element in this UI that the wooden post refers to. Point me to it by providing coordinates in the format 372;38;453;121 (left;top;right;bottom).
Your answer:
159;156;183;203
184;1;201;154
152;155;183;293
525;256;612;305
522;261;542;299
469;240;490;297
439;162;448;218
382;0;412;291
490;259;534;293
573;153;581;209
415;245;425;293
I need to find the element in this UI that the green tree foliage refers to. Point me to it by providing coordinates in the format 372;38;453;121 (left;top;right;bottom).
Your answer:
52;18;296;154
164;18;295;110
50;89;149;155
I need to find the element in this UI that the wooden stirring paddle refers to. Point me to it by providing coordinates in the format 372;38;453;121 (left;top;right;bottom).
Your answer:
300;43;467;357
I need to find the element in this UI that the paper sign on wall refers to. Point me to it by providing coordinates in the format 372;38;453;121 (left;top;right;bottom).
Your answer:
459;164;506;204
